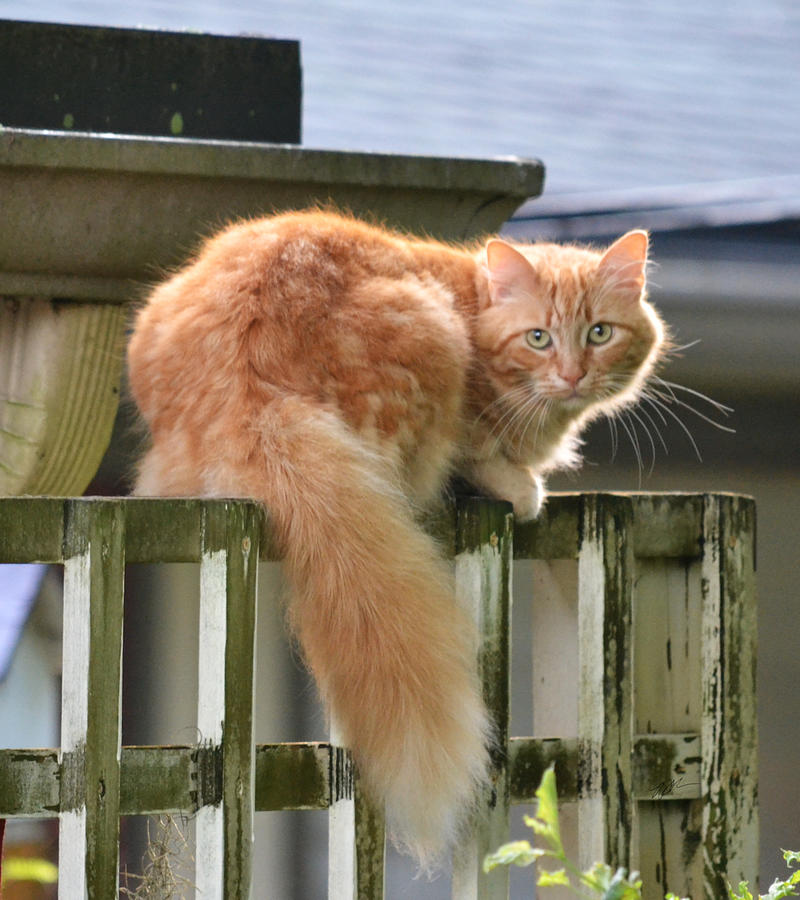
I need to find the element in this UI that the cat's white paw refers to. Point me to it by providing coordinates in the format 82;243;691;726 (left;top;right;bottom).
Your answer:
509;475;544;522
465;459;544;522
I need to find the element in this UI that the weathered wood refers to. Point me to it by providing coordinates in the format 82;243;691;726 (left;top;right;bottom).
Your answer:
630;493;705;558
0;749;60;816
0;733;702;817
195;500;260;899
452;498;514;900
59;499;125;899
0;300;125;496
255;743;333;811
509;738;580;803
0;494;757;898
328;721;358;900
354;777;386;900
529;558;579;738
576;494;636;871
508;734;702;805
514;493;583;560
700;494;758;898
631;734;702;802
0;497;65;562
0;492;720;562
326;724;386;900
124;498;280;563
634;554;705;898
120;746;210;816
514;491;710;560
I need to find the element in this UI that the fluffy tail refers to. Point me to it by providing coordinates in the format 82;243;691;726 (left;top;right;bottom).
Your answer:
243;396;490;865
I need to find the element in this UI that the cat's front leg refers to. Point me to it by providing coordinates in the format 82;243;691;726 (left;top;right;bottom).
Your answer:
465;456;544;522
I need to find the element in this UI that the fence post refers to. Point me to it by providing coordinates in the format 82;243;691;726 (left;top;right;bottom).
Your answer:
577;494;636;871
59;499;125;899
327;723;386;900
700;494;758;897
196;500;260;899
452;497;514;900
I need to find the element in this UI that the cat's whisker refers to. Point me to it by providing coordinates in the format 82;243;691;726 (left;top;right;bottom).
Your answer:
666;338;702;354
648;386;736;434
485;389;535;445
639;393;670;428
481;396;528;457
475;386;534;455
626;407;660;476
643;392;704;461
606;416;619;462
632;401;669;455
474;382;532;426
524;396;552;455
511;396;550;458
506;397;539;453
497;394;549;457
653;377;735;418
616;410;645;486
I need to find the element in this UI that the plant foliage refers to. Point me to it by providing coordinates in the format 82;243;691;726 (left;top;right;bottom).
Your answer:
484;765;796;900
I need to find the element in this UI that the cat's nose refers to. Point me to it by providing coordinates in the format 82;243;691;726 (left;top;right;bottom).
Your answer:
559;368;586;388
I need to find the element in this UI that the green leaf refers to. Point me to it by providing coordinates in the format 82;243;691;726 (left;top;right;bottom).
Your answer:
665;894;691;900
483;840;544;873
524;813;557;842
727;881;754;900
784;851;800;868
763;877;800;899
582;861;615;892
529;765;566;857
537;868;571;888
600;867;644;900
535;766;560;831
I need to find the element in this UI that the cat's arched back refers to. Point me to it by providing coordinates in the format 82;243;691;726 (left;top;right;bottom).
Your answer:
128;209;664;865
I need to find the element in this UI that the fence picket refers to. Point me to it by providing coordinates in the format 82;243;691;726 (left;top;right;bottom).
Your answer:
328;722;357;899
353;778;386;899
700;494;758;898
576;495;636;871
452;498;514;900
59;500;125;899
196;500;260;899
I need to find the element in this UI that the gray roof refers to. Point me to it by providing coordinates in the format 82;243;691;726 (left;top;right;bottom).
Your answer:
504;174;800;239
3;0;800;199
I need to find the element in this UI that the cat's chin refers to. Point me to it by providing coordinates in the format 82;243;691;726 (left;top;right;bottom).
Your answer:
553;393;594;412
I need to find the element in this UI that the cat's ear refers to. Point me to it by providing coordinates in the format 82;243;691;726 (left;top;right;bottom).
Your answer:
484;239;542;305
597;230;649;303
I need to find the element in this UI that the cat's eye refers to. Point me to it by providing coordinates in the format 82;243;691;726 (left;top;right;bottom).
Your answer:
588;323;613;345
526;328;551;350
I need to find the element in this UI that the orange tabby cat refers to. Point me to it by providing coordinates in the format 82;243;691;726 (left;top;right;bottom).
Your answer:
127;210;665;865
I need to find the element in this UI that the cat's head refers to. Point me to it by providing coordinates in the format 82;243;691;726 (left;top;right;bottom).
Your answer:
475;230;666;421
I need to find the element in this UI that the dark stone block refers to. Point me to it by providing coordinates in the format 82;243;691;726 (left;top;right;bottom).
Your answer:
0;18;301;142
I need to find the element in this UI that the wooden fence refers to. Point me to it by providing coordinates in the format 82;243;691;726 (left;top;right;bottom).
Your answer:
0;492;757;898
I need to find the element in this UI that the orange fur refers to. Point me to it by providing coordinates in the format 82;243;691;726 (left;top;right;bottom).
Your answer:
127;210;665;865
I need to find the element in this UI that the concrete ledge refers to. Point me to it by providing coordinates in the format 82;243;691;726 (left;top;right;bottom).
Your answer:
0;127;544;301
